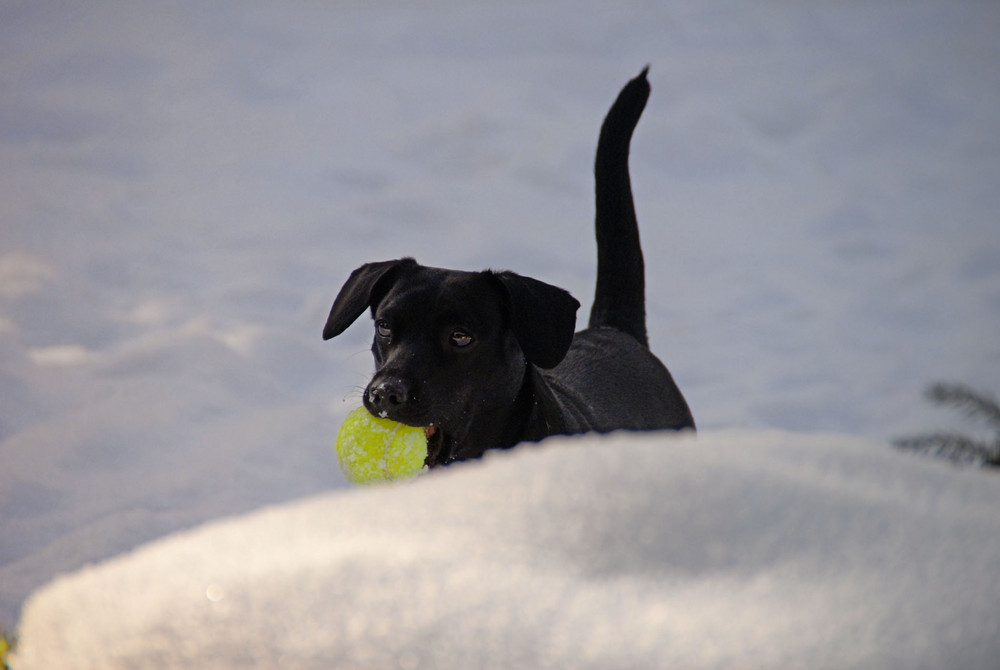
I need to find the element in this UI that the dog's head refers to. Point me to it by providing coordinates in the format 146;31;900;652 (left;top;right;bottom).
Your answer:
324;258;579;466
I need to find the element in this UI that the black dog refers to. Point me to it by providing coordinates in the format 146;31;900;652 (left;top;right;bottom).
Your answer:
324;68;694;467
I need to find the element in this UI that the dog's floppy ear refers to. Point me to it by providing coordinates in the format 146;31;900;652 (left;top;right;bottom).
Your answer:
323;258;416;340
490;271;580;369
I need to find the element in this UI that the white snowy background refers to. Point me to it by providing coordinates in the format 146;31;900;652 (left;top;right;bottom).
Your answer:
2;0;999;666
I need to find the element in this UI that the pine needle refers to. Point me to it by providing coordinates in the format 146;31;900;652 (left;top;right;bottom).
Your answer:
925;383;1000;429
894;382;1000;469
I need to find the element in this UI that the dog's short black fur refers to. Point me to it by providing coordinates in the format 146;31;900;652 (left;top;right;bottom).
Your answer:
324;68;694;467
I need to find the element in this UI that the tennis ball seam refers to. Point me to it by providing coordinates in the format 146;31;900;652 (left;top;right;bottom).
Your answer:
381;422;402;480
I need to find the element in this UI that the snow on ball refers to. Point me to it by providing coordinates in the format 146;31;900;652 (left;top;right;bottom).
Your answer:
334;407;428;484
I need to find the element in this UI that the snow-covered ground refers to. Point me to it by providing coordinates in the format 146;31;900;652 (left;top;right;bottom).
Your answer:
15;431;1000;669
2;0;999;662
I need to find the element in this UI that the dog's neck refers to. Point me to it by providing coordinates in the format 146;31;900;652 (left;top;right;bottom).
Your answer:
511;367;571;445
432;365;560;465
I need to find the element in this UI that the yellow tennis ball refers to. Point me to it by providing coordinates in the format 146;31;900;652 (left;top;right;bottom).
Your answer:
334;407;428;484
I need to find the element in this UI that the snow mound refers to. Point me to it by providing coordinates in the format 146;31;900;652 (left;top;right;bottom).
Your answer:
15;430;1000;669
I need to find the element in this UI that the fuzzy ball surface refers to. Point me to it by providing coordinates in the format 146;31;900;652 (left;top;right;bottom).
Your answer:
335;407;428;484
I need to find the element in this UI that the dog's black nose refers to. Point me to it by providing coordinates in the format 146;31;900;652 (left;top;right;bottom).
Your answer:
367;378;411;413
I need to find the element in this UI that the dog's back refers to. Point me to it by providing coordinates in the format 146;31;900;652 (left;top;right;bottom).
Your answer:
537;328;693;435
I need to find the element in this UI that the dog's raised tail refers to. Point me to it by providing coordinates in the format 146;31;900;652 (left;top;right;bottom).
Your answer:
588;66;651;347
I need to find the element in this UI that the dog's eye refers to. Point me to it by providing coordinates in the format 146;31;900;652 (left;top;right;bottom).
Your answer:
449;330;473;348
375;320;392;339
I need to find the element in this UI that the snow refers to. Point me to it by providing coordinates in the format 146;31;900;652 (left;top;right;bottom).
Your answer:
2;0;1000;664
14;430;1000;669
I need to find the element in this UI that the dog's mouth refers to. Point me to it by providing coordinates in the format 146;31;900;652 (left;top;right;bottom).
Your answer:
359;394;455;468
423;424;454;468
